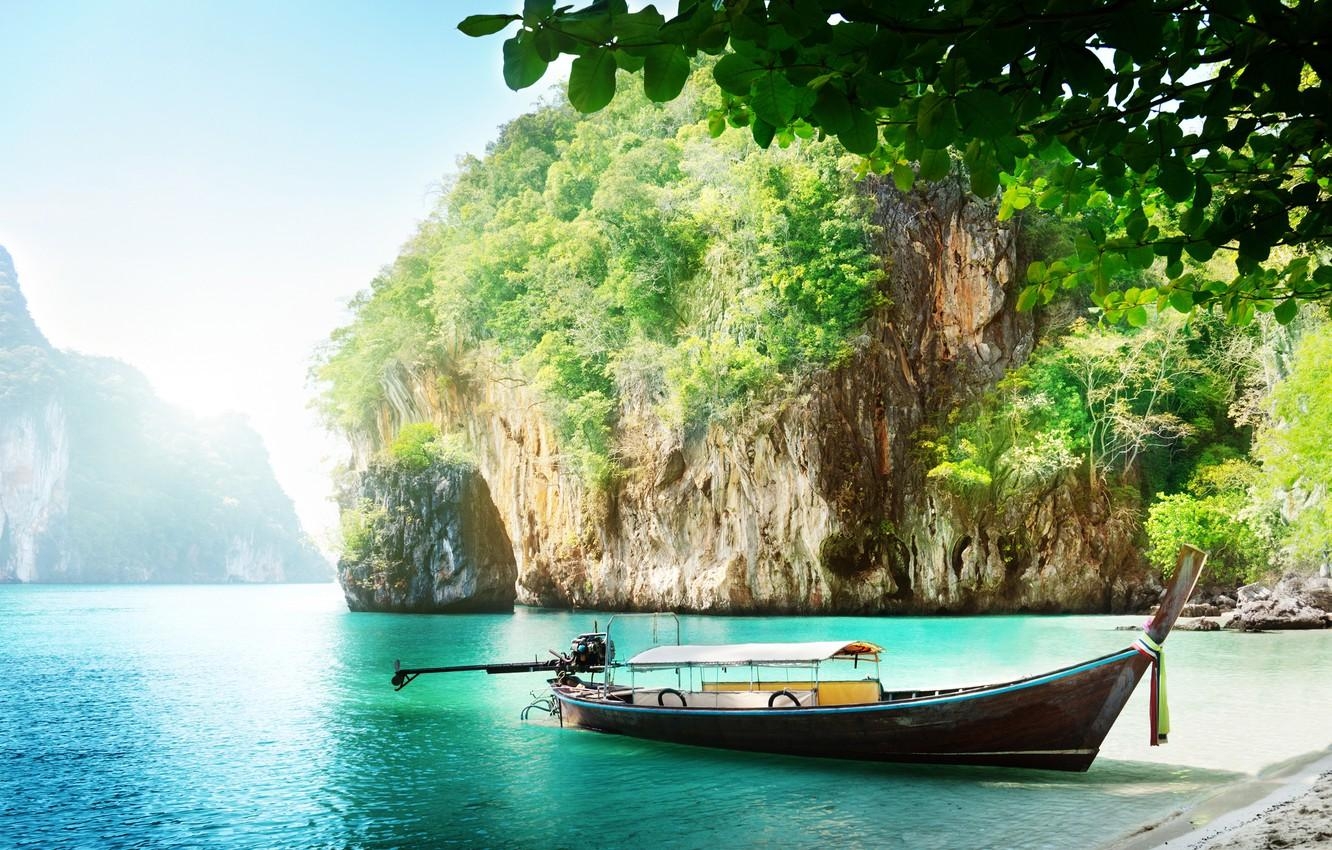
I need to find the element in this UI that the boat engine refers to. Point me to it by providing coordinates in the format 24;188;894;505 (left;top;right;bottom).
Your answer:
565;632;610;672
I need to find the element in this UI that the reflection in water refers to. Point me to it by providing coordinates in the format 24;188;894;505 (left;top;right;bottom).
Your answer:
3;586;1327;849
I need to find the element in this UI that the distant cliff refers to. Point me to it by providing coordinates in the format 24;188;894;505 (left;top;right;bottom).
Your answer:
0;246;329;583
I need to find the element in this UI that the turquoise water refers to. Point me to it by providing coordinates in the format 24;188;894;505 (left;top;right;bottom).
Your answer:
1;585;1329;849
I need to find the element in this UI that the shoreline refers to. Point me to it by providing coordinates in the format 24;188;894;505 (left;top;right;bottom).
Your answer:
1106;747;1332;850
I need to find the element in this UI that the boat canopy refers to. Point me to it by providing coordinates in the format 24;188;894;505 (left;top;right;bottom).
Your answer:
625;640;883;669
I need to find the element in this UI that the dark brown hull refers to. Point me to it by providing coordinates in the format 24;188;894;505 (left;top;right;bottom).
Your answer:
553;648;1152;771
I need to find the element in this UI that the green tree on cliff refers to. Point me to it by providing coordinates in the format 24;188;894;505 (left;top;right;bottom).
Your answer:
1256;322;1332;566
463;0;1332;324
315;73;884;485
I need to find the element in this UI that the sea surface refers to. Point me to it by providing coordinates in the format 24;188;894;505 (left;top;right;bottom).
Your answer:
1;584;1330;850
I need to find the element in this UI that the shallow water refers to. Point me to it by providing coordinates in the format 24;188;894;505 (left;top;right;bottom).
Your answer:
0;584;1328;849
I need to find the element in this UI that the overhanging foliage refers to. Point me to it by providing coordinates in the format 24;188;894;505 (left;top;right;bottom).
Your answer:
464;0;1332;325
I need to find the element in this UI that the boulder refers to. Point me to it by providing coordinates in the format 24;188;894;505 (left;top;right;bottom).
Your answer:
1175;617;1221;631
1234;575;1330;631
1237;582;1272;604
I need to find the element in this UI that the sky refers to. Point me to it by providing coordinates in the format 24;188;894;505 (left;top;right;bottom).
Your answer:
0;0;567;549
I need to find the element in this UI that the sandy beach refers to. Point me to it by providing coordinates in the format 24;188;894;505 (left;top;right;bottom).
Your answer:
1110;749;1332;850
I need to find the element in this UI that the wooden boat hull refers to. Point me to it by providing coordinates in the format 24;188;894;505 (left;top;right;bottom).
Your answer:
552;649;1152;771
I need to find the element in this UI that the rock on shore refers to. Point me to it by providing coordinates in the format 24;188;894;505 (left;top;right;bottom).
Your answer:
1164;575;1332;632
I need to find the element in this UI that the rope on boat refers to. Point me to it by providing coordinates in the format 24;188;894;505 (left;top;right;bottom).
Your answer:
1132;632;1170;746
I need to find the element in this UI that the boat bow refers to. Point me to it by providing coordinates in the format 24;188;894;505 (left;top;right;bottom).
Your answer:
1134;544;1208;744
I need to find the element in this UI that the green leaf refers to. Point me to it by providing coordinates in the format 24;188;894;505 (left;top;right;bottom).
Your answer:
1274;298;1299;325
458;14;519;37
1158;161;1194;203
751;118;776;149
615;51;645;72
1193;175;1213;210
968;157;999;198
1125;305;1149;327
502;34;549;90
532;27;561;62
658;3;713;44
1125;207;1149;241
1027;260;1048;284
612;6;666;47
837;108;879;155
811;85;853;136
955;89;1013;139
1127;245;1155;269
522;0;554;27
919;147;950;182
562;16;613;43
707;110;726;138
643;46;690;102
1061;45;1110;96
892;162;914;193
714;54;764;96
750;72;799;127
568;48;617;112
1016;285;1041;312
917;92;958;148
1168;289;1194;313
1075;233;1098;262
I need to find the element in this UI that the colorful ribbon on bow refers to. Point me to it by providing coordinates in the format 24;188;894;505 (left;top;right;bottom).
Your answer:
1132;631;1169;746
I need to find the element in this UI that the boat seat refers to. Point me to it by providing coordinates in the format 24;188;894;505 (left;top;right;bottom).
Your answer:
630;688;815;708
816;679;882;706
702;679;881;706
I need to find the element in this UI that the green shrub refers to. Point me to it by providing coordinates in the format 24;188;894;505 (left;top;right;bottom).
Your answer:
317;71;884;486
1146;488;1271;585
385;422;475;472
340;500;387;563
387;423;442;472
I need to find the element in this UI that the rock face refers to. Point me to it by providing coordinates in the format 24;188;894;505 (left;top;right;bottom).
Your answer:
0;246;329;583
1228;575;1332;630
341;180;1153;613
0;398;69;582
339;463;517;612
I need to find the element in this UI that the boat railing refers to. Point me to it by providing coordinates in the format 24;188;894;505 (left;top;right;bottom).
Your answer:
603;611;681;687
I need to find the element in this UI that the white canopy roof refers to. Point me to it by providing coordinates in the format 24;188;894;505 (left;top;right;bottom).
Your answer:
625;640;882;669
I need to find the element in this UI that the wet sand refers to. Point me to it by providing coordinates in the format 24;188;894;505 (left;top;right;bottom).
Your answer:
1108;749;1332;850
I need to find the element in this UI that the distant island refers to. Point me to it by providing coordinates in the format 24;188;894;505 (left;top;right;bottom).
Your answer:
0;246;329;583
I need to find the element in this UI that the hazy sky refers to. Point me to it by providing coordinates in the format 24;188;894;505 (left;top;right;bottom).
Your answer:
0;0;566;547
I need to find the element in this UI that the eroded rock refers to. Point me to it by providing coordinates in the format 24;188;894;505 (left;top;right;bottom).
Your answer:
1233;574;1331;631
338;462;517;613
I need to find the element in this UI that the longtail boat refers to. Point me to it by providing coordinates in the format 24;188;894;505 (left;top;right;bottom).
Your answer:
392;545;1206;772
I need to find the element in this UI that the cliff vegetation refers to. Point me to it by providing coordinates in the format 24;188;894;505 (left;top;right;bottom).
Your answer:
317;71;1332;613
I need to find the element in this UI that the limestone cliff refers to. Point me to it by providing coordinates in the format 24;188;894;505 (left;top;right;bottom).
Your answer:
0;246;329;583
338;462;517;612
343;181;1151;613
